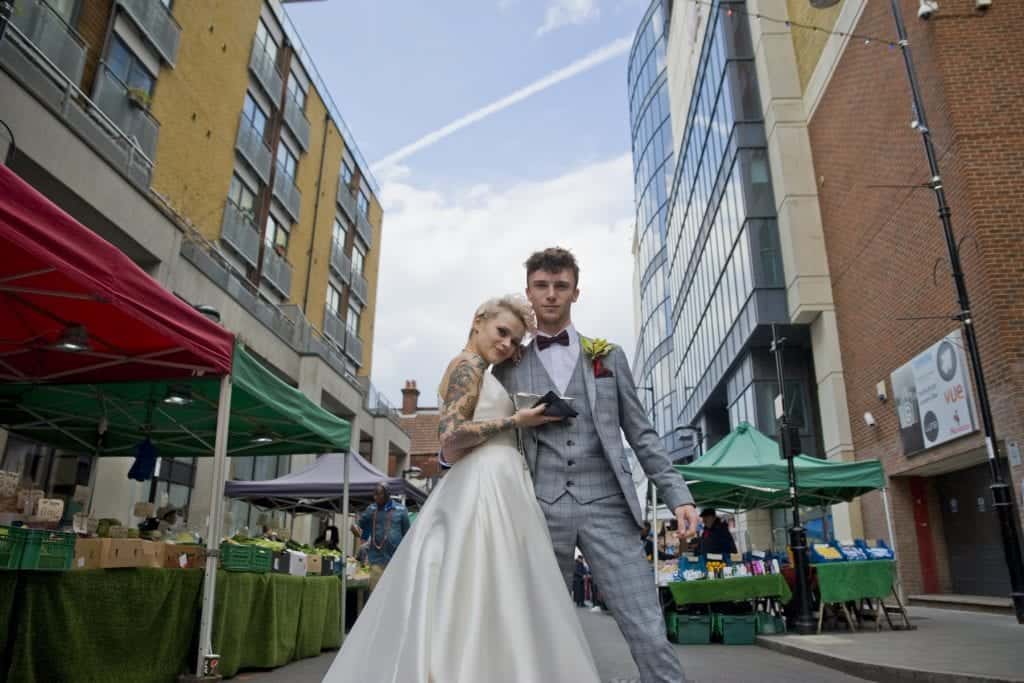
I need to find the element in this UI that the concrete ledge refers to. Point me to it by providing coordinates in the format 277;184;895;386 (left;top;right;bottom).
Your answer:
908;594;1014;616
757;635;1018;683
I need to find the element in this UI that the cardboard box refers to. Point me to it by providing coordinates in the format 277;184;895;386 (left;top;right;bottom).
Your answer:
305;554;322;575
272;550;307;576
164;544;207;569
73;538;164;569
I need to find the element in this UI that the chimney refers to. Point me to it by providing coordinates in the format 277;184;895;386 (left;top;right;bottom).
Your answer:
401;380;420;415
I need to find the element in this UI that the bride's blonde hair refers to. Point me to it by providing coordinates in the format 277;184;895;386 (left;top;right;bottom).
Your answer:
470;294;536;339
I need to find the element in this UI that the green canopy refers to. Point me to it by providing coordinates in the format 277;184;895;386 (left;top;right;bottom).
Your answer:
0;344;350;457
675;422;885;511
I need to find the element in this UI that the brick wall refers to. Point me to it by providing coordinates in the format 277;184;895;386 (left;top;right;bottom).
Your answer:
809;0;1024;592
75;0;112;94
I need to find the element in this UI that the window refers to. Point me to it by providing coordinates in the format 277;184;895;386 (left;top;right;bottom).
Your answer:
340;160;354;186
228;455;289;535
327;284;342;316
277;145;297;181
352;243;365;276
266;214;289;252
357;189;370;218
228;174;258;220
48;0;79;23
346;302;362;334
149;457;197;519
106;35;155;95
242;92;268;137
332;217;348;248
286;74;306;108
255;19;278;64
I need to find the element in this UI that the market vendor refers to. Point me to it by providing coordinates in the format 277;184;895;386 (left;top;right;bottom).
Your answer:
350;484;410;590
697;507;737;556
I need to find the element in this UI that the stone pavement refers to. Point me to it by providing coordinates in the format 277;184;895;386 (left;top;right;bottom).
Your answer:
757;606;1023;682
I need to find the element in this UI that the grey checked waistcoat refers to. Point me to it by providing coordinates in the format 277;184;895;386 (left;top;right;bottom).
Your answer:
532;352;621;505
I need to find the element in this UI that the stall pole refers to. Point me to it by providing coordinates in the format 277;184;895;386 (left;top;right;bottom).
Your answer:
650;483;659;584
194;375;232;679
880;487;905;603
339;449;351;642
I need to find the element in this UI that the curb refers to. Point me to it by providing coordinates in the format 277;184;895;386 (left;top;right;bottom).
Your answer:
756;635;1019;683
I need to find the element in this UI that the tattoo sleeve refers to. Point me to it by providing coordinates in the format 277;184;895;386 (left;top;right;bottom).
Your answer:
437;356;517;464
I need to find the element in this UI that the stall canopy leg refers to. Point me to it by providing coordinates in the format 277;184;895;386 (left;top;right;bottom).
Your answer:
339;449;351;643
195;375;233;678
880;487;905;604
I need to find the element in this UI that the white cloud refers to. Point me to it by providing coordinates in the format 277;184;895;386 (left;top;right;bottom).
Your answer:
537;0;601;36
371;154;636;407
373;35;631;171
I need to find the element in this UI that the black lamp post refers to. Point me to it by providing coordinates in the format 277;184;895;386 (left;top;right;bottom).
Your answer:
808;0;1024;625
771;324;816;635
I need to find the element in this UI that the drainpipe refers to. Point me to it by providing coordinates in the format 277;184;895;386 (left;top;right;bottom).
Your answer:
302;110;330;314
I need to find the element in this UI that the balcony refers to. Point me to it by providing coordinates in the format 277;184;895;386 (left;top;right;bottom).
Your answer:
10;0;86;85
248;37;282;106
335;180;357;221
329;240;351;283
235;115;272;183
283;94;310;151
272;167;301;223
323;306;346;346
345;328;363;367
92;63;160;160
350;271;368;305
355;211;374;250
117;0;181;66
262;246;293;298
220;199;260;268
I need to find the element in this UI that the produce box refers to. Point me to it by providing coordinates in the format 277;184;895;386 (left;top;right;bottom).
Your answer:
321;555;343;576
20;528;76;570
74;538;163;569
305;554;322;575
716;614;757;645
272;549;307;576
1;525;26;570
756;612;786;635
671;613;711;645
220;543;254;572
250;546;273;573
163;544;207;569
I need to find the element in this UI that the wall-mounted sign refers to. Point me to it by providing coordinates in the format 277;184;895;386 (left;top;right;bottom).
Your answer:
890;330;977;456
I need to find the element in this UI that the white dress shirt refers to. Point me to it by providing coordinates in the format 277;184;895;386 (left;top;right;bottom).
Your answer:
535;324;580;395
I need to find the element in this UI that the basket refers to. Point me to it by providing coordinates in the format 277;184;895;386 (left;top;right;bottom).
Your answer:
19;528;76;570
670;613;712;645
756;612;786;635
220;543;253;572
716;614;757;645
0;525;27;570
250;546;272;573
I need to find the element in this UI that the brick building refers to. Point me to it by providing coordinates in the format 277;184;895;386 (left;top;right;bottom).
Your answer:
396;381;444;489
804;0;1024;600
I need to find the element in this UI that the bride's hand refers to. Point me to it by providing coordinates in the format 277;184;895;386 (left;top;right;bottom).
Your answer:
513;404;562;429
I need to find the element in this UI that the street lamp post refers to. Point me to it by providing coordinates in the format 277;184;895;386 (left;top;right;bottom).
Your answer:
771;324;816;635
808;0;1024;624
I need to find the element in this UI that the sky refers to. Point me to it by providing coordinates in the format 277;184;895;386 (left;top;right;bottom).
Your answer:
286;0;650;406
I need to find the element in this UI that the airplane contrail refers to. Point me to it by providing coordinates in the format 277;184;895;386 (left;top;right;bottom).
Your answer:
373;35;633;171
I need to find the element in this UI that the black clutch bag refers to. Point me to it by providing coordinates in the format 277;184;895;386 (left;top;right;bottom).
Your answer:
533;390;578;418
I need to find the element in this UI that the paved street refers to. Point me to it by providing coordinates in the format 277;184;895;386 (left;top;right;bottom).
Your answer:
239;607;867;683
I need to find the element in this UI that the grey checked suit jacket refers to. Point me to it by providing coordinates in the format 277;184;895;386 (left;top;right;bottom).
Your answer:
492;336;693;526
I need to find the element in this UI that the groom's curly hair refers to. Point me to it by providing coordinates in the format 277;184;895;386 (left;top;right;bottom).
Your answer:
525;247;580;286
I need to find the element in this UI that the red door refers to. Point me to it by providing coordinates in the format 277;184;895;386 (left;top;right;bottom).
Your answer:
910;477;940;593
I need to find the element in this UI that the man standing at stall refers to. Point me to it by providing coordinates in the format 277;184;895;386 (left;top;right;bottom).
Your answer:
351;484;411;590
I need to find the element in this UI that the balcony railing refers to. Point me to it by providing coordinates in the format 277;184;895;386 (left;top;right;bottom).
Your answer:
262;246;293;298
350;271;368;305
329;240;351;283
92;63;160;160
365;383;402;427
272;167;301;223
355;210;373;249
323;305;346;346
336;180;357;221
345;328;363;367
117;0;181;65
248;37;282;106
235;114;273;183
220;199;260;268
283;94;310;151
11;0;86;86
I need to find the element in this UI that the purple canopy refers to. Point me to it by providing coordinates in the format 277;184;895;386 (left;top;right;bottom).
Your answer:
224;451;427;512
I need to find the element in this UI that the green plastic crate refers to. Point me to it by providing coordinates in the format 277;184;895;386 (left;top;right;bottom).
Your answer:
220;543;253;572
19;528;75;571
250;546;272;574
0;526;27;570
756;612;786;635
717;614;757;645
672;614;712;645
665;612;678;641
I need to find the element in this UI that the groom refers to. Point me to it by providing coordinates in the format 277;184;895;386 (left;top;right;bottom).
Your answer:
493;247;698;683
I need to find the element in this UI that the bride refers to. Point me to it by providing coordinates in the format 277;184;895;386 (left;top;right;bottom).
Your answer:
322;295;601;683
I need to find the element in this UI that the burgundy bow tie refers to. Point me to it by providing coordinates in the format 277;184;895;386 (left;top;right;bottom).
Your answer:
536;330;570;351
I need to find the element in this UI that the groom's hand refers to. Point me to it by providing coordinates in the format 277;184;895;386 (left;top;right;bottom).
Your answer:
674;504;699;541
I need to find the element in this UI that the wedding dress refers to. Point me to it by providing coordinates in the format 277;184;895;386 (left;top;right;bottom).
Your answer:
323;371;601;683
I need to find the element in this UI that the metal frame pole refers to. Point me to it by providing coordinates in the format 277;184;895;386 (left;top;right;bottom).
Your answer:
880;487;905;603
887;0;1024;623
650;482;659;584
339;449;351;642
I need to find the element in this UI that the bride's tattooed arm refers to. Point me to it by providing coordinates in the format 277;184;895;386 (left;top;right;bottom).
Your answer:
438;355;517;465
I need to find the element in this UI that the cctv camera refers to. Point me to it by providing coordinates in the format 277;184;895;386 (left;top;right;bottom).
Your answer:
864;412;877;428
918;0;939;20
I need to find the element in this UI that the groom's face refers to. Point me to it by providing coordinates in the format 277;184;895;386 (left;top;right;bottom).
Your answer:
526;268;578;331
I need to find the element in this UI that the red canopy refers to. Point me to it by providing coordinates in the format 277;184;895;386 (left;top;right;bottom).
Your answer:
0;164;234;383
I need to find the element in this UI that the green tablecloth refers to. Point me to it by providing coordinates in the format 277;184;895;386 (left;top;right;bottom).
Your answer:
0;569;343;682
813;560;895;604
668;574;792;606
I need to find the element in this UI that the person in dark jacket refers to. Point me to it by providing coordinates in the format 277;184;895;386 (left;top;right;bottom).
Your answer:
697;508;737;556
573;555;590;606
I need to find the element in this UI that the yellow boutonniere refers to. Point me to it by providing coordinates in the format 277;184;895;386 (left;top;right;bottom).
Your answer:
581;337;615;378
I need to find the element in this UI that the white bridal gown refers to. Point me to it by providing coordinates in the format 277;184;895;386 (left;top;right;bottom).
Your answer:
323;371;601;683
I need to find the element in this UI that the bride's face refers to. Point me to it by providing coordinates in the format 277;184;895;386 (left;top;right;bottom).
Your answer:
472;310;525;365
